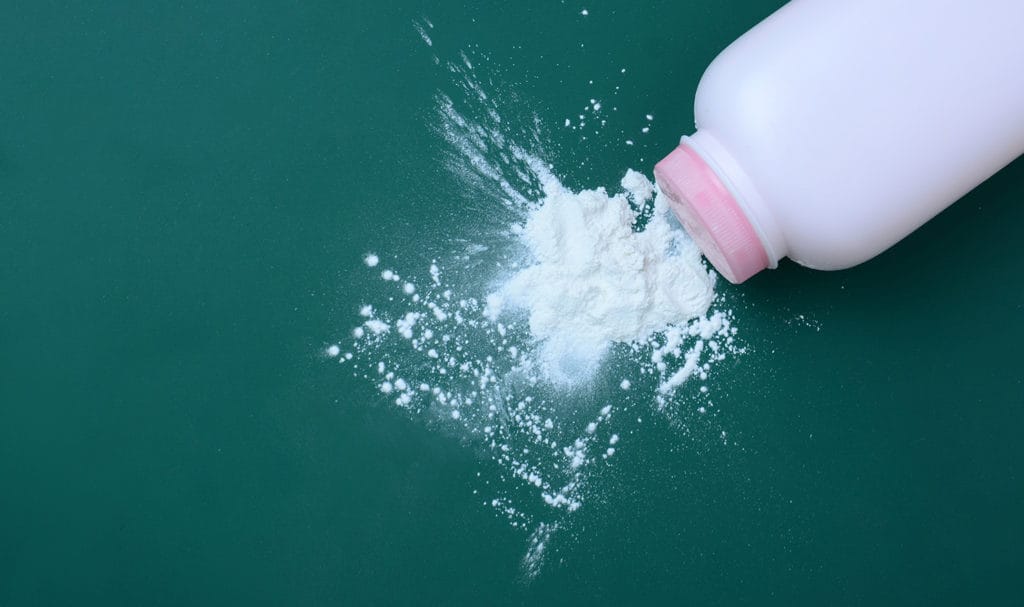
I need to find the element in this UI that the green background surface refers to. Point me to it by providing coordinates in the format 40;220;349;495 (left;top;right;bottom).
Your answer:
2;1;1022;605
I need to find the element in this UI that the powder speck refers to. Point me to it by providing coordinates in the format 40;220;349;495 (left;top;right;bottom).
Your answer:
326;344;341;357
364;253;380;267
363;319;390;335
621;169;654;202
619;379;631;390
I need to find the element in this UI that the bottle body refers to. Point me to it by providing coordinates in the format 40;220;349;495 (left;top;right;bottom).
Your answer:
655;0;1024;282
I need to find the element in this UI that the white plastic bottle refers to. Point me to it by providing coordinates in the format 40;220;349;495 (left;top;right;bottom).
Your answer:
654;0;1024;283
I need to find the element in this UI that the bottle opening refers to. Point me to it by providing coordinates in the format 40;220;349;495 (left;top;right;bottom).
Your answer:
654;143;769;284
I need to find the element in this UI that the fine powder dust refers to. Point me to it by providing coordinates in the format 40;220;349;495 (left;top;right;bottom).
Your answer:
330;24;743;579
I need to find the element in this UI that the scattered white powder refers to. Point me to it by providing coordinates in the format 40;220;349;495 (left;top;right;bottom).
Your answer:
341;174;739;575
333;31;745;580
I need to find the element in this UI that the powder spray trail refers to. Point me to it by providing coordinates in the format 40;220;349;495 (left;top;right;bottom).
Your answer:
329;20;745;579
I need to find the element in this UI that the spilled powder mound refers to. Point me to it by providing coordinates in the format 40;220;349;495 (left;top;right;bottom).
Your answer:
487;169;716;384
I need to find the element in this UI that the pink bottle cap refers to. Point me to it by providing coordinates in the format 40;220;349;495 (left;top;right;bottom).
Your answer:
654;143;769;284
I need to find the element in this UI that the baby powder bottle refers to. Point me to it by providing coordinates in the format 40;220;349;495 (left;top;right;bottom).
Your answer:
654;0;1024;283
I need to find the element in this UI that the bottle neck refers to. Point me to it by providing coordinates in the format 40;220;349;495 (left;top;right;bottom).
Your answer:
654;129;783;283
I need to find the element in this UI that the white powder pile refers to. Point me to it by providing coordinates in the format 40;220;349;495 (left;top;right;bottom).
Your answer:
488;169;715;384
332;30;744;578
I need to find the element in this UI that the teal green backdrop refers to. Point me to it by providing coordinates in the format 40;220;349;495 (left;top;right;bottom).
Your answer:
2;1;1021;605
